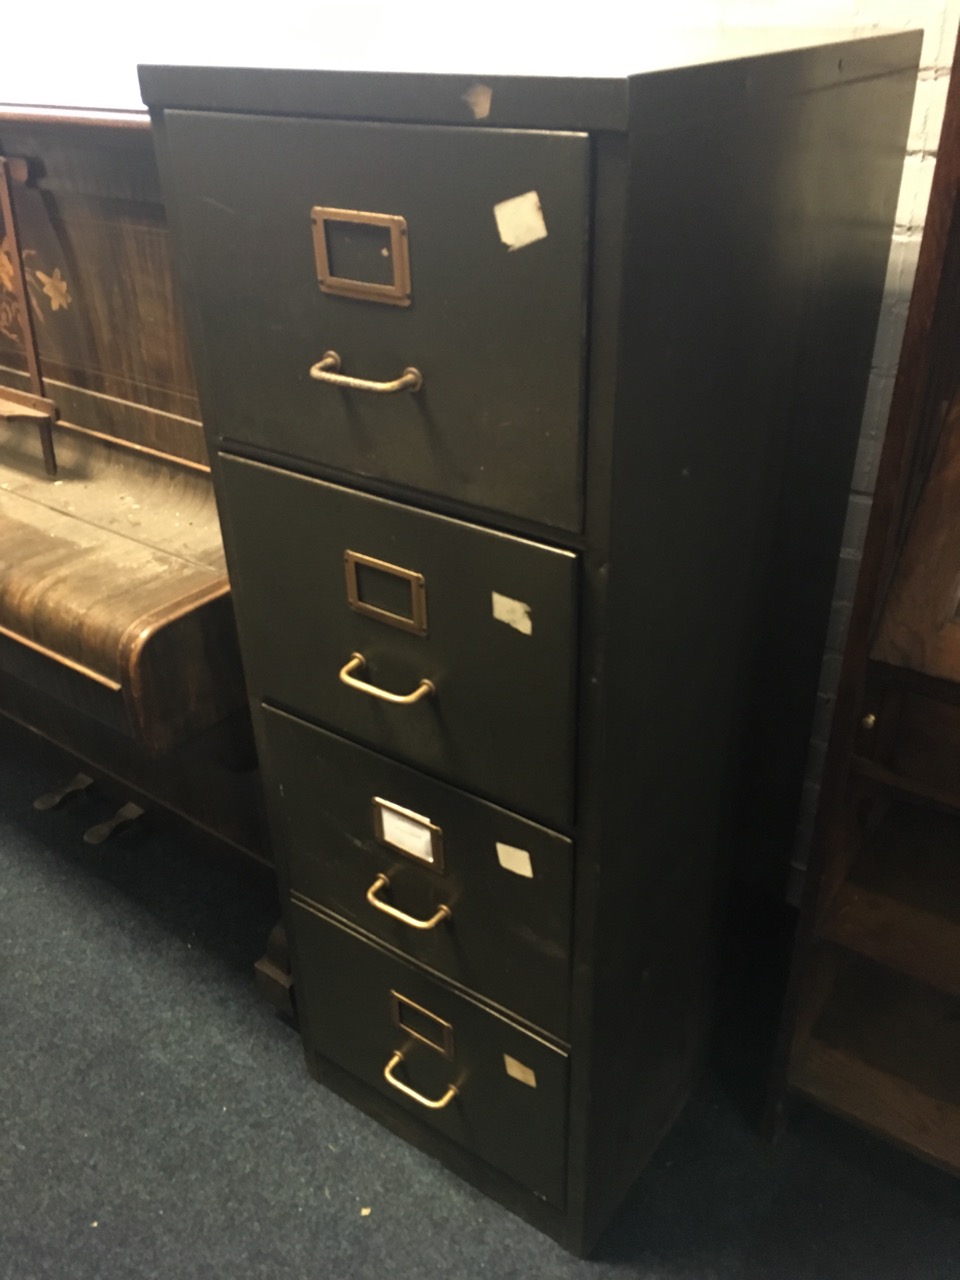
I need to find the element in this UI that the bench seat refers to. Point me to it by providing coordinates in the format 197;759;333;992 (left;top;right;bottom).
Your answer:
0;420;244;753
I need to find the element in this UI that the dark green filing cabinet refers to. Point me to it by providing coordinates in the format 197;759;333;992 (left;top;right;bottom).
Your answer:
141;37;919;1253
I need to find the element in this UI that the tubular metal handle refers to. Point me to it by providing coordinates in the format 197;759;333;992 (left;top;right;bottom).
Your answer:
339;653;434;705
383;1050;458;1111
366;874;451;931
309;350;423;394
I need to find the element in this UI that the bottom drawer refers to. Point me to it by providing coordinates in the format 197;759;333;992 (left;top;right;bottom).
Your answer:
292;902;569;1206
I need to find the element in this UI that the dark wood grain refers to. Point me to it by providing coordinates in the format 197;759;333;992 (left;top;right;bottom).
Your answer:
0;106;149;129
872;394;960;679
850;755;960;813
885;683;960;791
792;955;960;1172
0;107;265;863
770;23;960;1173
0;116;202;457
0;154;56;472
821;888;960;999
0;421;241;752
793;1040;960;1173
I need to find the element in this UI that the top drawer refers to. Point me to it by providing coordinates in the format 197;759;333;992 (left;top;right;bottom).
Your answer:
164;111;590;530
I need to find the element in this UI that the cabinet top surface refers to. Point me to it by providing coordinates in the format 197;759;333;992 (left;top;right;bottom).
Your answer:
137;29;918;132
1;22;920;132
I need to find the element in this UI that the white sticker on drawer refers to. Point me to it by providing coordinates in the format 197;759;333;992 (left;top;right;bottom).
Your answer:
491;591;532;636
493;191;547;251
378;804;436;863
503;1054;538;1088
496;842;534;878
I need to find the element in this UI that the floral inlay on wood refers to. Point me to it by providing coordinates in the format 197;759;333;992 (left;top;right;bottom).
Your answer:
0;234;72;346
36;267;71;312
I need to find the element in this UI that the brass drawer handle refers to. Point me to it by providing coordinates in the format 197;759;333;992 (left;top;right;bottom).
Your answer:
366;873;451;930
339;653;434;705
383;1050;458;1111
309;351;423;394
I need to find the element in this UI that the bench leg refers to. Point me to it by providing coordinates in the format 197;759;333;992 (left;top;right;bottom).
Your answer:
255;919;296;1025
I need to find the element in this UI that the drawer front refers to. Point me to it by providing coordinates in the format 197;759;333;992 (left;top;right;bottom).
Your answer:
220;455;578;827
292;904;569;1206
165;110;589;530
262;708;574;1036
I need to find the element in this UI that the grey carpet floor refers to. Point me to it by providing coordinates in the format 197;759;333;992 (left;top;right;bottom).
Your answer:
0;719;957;1280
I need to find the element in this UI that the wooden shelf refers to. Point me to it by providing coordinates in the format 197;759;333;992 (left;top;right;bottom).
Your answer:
851;755;960;814
868;660;960;706
821;887;960;997
790;957;960;1174
818;803;960;997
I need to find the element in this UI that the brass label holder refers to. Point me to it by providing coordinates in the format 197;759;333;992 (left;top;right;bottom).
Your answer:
373;796;444;872
344;550;427;636
391;991;454;1059
311;206;411;306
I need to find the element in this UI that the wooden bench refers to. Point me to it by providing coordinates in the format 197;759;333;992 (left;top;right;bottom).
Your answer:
0;105;263;863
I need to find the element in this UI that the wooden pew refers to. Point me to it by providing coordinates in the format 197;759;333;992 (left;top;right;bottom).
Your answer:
0;105;265;868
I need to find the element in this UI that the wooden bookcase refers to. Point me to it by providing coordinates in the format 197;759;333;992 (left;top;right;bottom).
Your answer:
770;29;960;1175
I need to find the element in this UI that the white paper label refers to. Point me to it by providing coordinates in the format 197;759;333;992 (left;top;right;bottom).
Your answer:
496;842;534;878
462;83;493;120
493;191;548;251
378;803;435;863
503;1054;538;1088
491;591;533;636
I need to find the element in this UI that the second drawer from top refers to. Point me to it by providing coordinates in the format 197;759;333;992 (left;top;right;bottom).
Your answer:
218;455;579;828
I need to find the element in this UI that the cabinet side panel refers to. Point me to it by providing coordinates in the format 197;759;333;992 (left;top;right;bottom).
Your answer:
733;41;921;895
573;34;920;1243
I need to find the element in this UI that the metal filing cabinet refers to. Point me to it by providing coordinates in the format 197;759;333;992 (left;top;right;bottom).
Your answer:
141;38;919;1253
